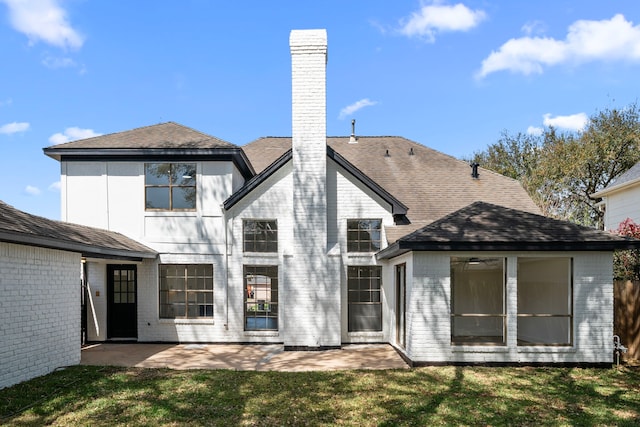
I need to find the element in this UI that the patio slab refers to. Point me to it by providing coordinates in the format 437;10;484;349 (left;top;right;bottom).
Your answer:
80;343;409;371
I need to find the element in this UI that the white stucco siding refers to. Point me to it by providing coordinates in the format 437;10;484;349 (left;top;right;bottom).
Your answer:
407;251;615;364
602;185;640;231
63;162;109;228
0;243;80;389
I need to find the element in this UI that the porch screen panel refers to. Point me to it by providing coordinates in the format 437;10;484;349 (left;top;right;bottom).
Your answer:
450;257;505;345
517;257;572;345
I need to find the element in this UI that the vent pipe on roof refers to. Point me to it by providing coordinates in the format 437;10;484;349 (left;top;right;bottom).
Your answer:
470;162;480;179
349;119;358;143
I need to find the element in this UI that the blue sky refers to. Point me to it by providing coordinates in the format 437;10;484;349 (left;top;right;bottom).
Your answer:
1;0;639;220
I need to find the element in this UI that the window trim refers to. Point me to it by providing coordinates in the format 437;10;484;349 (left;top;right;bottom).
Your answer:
346;219;382;253
145;163;197;211
158;264;214;319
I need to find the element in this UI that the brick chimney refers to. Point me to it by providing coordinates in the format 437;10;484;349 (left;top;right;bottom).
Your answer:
284;29;339;349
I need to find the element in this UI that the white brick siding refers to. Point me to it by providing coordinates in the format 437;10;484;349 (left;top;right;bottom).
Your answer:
405;251;614;364
0;242;80;389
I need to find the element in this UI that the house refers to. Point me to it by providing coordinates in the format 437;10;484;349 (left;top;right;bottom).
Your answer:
0;201;156;389
592;161;640;231
41;29;640;365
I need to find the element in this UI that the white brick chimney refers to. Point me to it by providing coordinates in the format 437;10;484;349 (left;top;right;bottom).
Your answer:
284;29;340;349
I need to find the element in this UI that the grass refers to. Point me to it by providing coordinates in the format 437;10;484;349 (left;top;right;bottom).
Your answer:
1;366;640;426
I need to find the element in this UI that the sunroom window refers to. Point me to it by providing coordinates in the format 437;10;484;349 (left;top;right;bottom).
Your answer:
517;257;573;346
244;265;278;331
145;163;196;210
450;257;506;345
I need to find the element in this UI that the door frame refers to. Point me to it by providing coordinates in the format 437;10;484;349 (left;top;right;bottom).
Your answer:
395;263;407;349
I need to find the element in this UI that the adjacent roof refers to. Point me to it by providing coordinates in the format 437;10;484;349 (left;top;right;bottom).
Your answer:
0;201;157;261
377;201;640;259
592;160;640;198
243;136;540;239
223;146;409;217
43;122;255;179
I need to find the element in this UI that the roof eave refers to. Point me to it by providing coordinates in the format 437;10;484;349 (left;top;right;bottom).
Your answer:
0;231;158;261
592;177;640;198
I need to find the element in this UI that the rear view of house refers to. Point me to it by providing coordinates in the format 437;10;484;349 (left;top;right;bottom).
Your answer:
41;29;640;366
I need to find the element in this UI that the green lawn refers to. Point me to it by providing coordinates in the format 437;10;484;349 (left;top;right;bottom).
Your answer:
1;366;640;426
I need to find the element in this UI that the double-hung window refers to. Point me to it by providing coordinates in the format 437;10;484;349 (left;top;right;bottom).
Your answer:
347;266;382;332
517;257;573;346
145;163;196;210
347;219;382;252
159;264;213;319
450;257;506;345
243;220;278;253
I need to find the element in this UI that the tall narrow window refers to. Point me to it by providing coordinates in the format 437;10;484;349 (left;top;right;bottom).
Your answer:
145;163;196;210
517;257;572;346
348;266;382;332
243;220;278;252
159;264;213;319
244;265;278;331
450;257;506;345
347;219;382;252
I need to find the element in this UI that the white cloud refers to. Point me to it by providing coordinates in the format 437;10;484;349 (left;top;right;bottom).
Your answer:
0;121;29;134
543;112;588;131
399;2;486;42
24;185;41;196
521;20;546;37
338;98;378;120
478;14;640;78
1;0;84;49
49;126;101;144
527;126;544;136
48;181;61;191
42;55;76;69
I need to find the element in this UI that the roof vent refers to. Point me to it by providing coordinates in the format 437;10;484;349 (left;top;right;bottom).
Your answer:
470;162;480;179
349;119;358;144
409;147;414;156
385;149;390;157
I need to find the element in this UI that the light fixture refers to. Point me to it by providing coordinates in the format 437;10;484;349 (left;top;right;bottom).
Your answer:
468;257;481;265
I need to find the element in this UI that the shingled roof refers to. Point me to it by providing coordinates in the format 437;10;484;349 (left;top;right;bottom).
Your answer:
593;160;640;198
378;201;640;259
243;136;540;239
0;201;157;260
43;122;255;179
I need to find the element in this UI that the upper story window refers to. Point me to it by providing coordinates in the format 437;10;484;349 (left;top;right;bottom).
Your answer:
243;220;278;253
347;219;382;252
145;163;196;211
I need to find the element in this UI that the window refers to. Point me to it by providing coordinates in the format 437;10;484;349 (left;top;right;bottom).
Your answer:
159;264;213;319
517;257;573;346
145;163;196;210
244;265;278;330
450;257;506;345
348;266;382;332
243;220;278;253
347;219;382;252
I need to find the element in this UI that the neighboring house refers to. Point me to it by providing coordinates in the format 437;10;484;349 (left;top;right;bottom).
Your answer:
40;29;640;366
0;201;156;389
592;161;640;231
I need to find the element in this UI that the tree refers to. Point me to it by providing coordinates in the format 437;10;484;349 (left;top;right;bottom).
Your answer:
613;218;640;280
471;103;640;228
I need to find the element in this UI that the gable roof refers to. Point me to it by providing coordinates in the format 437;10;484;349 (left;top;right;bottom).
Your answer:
43;122;255;179
592;160;640;198
243;136;540;237
0;201;157;261
223;146;409;216
377;201;640;259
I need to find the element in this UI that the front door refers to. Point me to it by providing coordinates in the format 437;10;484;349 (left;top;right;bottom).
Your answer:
107;265;137;339
395;264;406;348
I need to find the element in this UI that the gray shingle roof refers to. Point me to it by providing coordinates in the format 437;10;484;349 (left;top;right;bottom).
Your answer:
378;201;640;258
243;136;540;240
594;160;640;197
0;201;157;260
44;122;236;150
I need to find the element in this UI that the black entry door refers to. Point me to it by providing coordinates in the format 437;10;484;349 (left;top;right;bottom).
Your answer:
107;265;137;339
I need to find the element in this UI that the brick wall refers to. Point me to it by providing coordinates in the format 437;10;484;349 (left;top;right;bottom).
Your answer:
0;242;80;389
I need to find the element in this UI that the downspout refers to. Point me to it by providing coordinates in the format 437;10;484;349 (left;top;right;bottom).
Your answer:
222;203;231;330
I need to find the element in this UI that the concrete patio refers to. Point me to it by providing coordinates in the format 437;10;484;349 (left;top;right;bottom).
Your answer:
81;343;409;371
